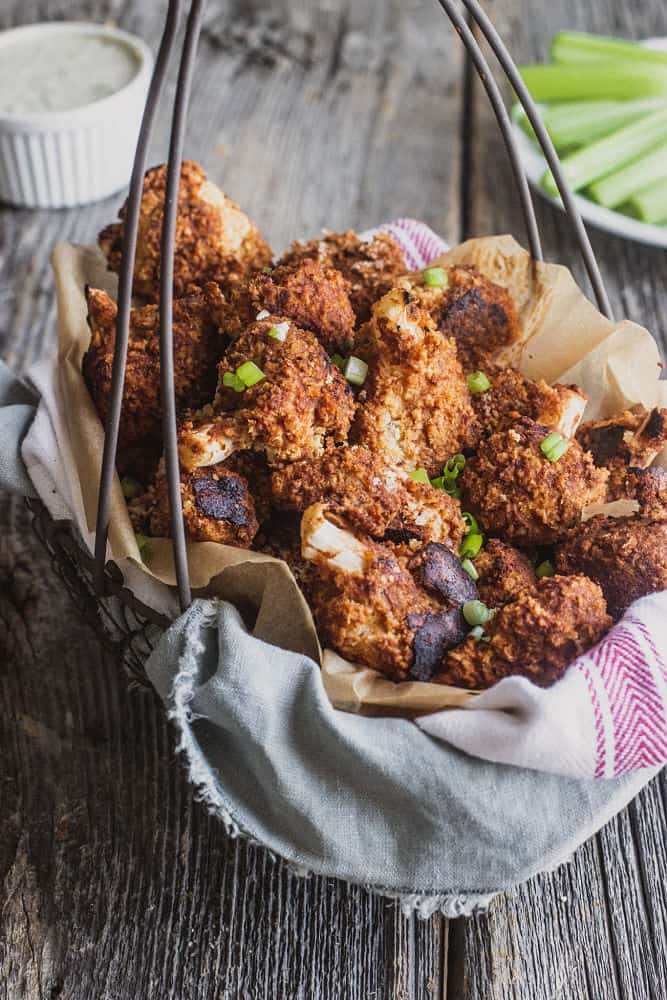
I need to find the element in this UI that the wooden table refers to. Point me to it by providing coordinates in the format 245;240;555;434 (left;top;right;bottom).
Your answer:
2;1;666;996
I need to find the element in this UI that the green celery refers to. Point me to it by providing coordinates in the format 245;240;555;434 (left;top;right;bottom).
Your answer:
512;98;665;152
519;62;667;103
551;32;667;67
589;141;667;208
625;178;667;224
541;107;667;196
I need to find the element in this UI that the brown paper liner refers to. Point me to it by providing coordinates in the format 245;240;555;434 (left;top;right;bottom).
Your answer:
52;235;667;716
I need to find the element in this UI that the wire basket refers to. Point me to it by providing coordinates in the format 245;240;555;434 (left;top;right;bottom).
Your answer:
27;0;614;684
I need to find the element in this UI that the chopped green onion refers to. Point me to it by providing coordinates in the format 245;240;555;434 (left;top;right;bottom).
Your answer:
540;431;570;462
330;353;346;371
121;476;143;500
256;308;270;320
519;63;667;104
551;32;667;68
462;600;494;627
262;266;273;274
460;532;483;560
443;453;466;480
446;484;461;499
536;559;556;579
461;558;479;581
223;371;246;392
344;356;368;386
409;467;430;485
135;533;152;561
541;107;667;197
268;321;290;341
462;512;480;534
430;476;445;490
589;141;667;209
422;266;449;288
625;177;667;224
469;625;491;643
236;361;266;387
466;371;491;394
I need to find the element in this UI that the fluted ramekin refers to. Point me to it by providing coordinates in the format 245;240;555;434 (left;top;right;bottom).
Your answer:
0;22;153;209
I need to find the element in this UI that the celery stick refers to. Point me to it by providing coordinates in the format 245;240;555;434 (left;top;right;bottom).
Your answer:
589;142;667;208
512;100;665;153
541;107;667;196
624;178;667;224
552;32;667;67
519;62;667;102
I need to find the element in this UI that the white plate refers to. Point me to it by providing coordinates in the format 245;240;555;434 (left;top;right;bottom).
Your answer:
512;37;667;249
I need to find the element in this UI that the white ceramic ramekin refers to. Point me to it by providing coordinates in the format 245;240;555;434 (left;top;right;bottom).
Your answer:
0;22;153;209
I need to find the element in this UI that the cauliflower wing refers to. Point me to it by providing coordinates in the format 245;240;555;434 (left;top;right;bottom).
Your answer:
279;229;406;323
473;367;587;438
473;539;537;607
351;288;479;475
435;575;611;689
83;282;226;480
178;316;355;469
98;160;272;302
576;407;667;500
462;417;608;545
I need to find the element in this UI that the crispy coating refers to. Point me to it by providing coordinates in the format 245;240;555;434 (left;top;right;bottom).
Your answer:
576;407;667;500
472;367;587;438
473;539;536;607
301;504;471;680
621;466;667;516
83;282;226;480
398;266;520;371
144;459;259;546
462;417;608;546
227;259;356;353
557;512;667;619
178;316;355;469
271;444;466;551
435;575;611;689
98;160;272;302
351;288;479;475
279;229;406;323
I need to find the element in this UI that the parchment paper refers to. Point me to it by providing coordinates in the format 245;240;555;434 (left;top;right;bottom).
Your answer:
53;235;667;714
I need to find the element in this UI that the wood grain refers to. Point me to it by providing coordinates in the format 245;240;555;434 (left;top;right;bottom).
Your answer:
1;0;666;997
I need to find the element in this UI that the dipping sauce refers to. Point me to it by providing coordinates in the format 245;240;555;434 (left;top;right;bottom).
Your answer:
0;32;140;115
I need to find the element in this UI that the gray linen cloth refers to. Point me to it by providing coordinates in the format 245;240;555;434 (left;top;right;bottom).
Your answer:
0;359;656;915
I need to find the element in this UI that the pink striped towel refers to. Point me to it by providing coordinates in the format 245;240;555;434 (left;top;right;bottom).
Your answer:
380;218;667;780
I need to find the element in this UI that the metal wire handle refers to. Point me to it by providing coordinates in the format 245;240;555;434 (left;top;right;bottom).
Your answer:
92;0;613;613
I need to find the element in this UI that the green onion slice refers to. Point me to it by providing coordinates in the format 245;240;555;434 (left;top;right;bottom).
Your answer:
344;356;368;386
268;321;290;341
236;361;266;387
462;600;494;627
223;371;246;392
536;559;556;579
409;467;430;485
121;476;143;500
540;431;571;462
461;558;479;581
466;370;491;394
422;266;449;288
443;453;466;480
460;532;483;560
469;624;490;642
462;511;480;534
262;266;273;274
330;353;346;371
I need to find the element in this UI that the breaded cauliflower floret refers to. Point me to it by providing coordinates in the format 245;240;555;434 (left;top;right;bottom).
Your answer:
399;265;520;371
576;407;667;501
140;459;259;546
556;510;667;619
472;367;587;439
279;229;406;323
473;539;537;607
226;258;356;353
178;316;355;469
301;503;476;680
271;444;466;551
462;417;608;546
98;160;272;302
435;575;611;689
351;288;479;476
83;282;226;480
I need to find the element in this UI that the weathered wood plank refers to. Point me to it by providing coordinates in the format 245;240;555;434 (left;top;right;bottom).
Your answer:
0;0;464;996
452;0;667;996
